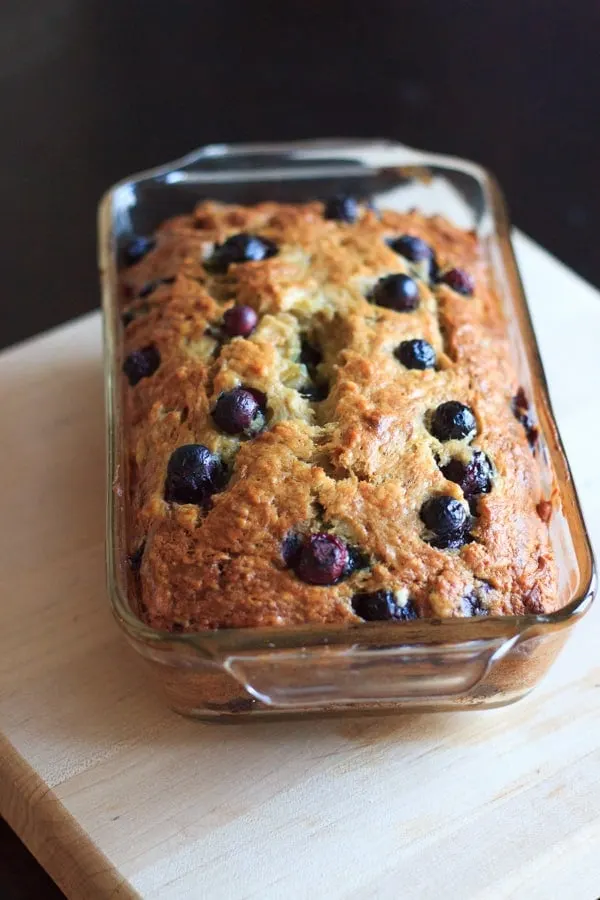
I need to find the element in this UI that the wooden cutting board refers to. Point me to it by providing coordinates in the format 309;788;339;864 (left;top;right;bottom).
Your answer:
1;233;599;900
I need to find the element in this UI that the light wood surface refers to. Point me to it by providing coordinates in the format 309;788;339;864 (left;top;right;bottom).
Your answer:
1;233;599;900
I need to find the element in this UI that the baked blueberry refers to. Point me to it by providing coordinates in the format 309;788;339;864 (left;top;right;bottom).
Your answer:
323;194;359;223
430;401;476;441
300;339;322;372
428;531;473;550
223;305;258;338
138;280;158;299
372;274;420;312
164;444;224;506
295;533;349;585
440;450;493;497
439;267;475;296
207;233;278;274
123;345;160;386
420;496;469;536
352;590;418;621
388;234;432;263
344;545;370;576
212;387;266;436
281;531;303;567
138;276;175;299
299;382;329;402
512;389;539;449
123;236;155;267
461;585;490;616
395;338;436;370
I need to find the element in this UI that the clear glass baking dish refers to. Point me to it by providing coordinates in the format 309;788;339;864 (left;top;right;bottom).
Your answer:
98;139;596;720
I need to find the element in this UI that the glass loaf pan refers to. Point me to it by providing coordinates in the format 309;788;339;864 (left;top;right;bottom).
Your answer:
99;139;596;720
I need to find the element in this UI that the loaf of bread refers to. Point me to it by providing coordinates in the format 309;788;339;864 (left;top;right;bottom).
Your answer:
119;197;558;630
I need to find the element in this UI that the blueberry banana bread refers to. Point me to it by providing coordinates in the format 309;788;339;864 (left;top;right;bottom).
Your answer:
120;197;557;630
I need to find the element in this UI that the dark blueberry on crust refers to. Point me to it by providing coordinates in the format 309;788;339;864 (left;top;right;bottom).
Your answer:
123;345;161;386
295;533;349;585
299;339;323;372
461;583;491;616
440;450;493;497
439;267;475;296
137;281;156;299
123;236;155;267
138;276;175;299
420;496;469;536
207;233;278;274
513;386;529;413
281;531;303;567
223;305;258;338
461;593;488;616
299;382;329;402
212;387;266;436
395;339;436;370
344;545;370;576
371;274;420;312
128;541;146;572
164;444;225;506
428;531;474;550
388;234;433;263
389;235;438;282
429;255;440;283
430;401;477;441
352;590;418;621
323;194;359;223
512;388;539;449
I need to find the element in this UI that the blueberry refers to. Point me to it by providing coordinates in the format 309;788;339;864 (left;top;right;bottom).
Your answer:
223;305;258;338
430;401;476;441
440;450;493;497
439;267;475;296
123;236;155;267
207;233;278;274
281;531;303;567
323;194;359;223
299;339;322;372
344;545;370;576
389;234;432;263
395;338;436;370
138;276;175;298
123;345;161;386
461;583;491;616
428;531;473;550
164;444;225;506
512;387;529;413
371;274;420;312
512;389;539;449
420;496;469;536
212;387;266;436
294;533;349;585
138;281;157;299
352;590;418;621
299;382;329;402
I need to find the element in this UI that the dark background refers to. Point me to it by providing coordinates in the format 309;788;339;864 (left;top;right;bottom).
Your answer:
1;1;598;896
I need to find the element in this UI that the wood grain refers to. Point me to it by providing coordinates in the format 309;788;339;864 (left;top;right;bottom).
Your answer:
1;234;599;899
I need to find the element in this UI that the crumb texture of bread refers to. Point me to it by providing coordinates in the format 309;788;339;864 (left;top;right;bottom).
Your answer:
120;200;558;629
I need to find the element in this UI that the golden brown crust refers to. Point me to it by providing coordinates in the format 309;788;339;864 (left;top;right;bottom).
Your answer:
121;200;558;629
